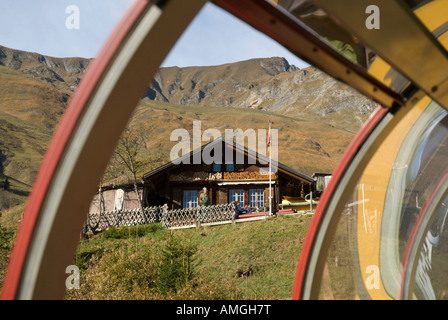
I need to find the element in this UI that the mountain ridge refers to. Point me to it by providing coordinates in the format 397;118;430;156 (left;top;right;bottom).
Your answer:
144;56;377;132
0;45;91;93
0;44;377;132
0;44;378;202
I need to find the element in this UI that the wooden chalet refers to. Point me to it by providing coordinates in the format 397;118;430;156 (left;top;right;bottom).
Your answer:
142;137;314;212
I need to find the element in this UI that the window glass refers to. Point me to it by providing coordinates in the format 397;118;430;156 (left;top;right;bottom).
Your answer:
1;0;400;300
229;189;244;203
316;98;448;299
183;190;198;208
250;189;264;208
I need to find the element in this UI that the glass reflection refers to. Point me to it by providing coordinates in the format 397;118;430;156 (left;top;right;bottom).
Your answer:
398;109;448;249
274;0;367;66
271;0;411;98
317;98;448;299
412;191;448;300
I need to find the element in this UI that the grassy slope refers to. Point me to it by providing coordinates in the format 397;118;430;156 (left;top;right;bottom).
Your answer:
0;66;68;289
0;65;64;189
66;214;313;300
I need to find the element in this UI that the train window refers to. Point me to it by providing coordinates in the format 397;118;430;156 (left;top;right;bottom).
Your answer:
67;0;393;301
3;0;448;301
69;0;377;300
289;0;448;300
314;97;448;299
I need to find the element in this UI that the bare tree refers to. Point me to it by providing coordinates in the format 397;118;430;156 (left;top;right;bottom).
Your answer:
110;126;153;222
87;179;105;235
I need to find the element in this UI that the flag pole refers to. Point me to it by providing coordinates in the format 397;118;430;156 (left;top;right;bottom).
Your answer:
268;120;272;220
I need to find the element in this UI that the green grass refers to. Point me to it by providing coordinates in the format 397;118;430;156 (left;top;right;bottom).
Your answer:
65;214;313;300
0;204;22;288
0;221;15;288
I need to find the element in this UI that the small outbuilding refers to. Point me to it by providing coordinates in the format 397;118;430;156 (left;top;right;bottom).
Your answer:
89;183;144;213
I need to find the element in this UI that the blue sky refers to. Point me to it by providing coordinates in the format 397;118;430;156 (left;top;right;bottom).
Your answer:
0;1;309;69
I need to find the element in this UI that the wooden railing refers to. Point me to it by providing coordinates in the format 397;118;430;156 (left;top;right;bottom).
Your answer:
160;203;235;229
85;203;236;232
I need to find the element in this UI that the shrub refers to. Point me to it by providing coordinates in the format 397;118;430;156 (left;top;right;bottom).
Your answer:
102;223;162;239
157;233;198;294
75;247;104;272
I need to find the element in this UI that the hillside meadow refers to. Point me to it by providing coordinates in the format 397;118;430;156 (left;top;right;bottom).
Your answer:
64;214;313;300
1;202;314;300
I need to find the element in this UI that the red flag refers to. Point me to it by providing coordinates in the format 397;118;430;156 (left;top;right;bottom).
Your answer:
267;120;272;149
267;129;271;147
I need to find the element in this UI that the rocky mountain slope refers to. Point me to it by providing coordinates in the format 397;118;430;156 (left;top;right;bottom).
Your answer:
0;45;91;93
144;57;378;132
0;44;379;200
0;44;377;132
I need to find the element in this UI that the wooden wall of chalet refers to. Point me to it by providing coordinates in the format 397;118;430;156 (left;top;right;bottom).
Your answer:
216;187;228;204
278;177;311;198
172;187;182;208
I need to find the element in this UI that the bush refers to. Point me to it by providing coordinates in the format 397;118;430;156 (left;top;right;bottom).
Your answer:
75;247;104;272
157;233;198;294
102;223;162;240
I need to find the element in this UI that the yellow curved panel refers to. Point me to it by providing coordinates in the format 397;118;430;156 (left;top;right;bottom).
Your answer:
356;96;431;299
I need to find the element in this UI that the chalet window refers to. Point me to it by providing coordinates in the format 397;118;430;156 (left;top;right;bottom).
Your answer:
212;163;221;172
183;190;198;208
250;189;264;208
229;189;244;203
226;163;234;172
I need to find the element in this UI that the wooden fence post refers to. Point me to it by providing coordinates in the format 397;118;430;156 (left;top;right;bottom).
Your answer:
196;207;201;228
161;204;168;228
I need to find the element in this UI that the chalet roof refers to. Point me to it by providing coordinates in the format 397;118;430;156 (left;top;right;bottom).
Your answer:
99;182;145;192
142;136;314;183
312;172;332;178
